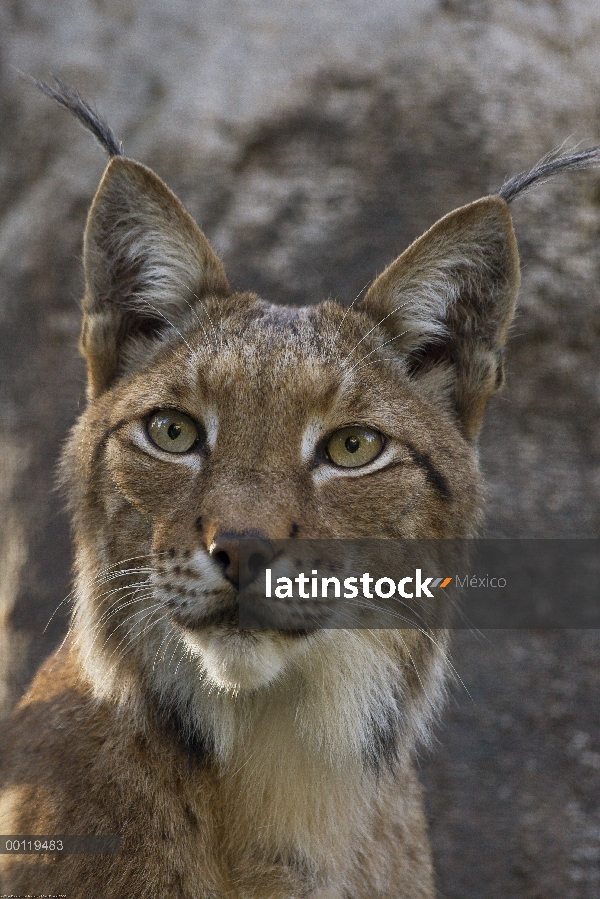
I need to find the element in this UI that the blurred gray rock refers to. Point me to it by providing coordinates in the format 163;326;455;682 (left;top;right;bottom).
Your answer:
1;1;599;896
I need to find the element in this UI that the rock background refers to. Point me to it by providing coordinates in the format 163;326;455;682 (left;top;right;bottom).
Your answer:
1;0;600;895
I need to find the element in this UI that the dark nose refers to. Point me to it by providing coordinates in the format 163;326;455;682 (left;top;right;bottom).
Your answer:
209;531;273;589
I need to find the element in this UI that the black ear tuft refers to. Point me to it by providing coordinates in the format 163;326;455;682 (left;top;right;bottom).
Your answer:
498;145;600;203
24;73;124;158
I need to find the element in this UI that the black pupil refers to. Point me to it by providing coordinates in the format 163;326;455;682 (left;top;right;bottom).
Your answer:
345;435;361;453
168;423;182;440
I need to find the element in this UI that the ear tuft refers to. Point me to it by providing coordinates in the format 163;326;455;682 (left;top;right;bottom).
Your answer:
82;157;229;397
359;196;520;440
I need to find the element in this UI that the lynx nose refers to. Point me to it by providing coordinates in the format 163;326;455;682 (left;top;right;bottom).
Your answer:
209;531;273;589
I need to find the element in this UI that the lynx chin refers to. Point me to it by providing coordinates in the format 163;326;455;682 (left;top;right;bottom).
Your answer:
1;78;599;898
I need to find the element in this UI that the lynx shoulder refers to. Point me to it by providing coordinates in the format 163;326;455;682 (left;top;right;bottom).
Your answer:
1;81;598;898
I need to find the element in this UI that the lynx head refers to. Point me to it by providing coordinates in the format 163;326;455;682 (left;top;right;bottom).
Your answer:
56;143;520;766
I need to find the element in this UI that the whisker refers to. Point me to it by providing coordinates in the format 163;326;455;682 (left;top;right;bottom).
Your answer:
345;330;409;375
75;594;156;663
104;615;169;679
172;641;190;677
48;555;159;640
343;302;409;362
73;550;167;596
182;283;220;352
328;279;371;361
152;627;179;671
100;603;168;666
75;592;158;662
139;299;195;356
96;586;154;625
169;275;217;353
300;591;466;705
167;632;184;669
80;591;156;657
87;568;155;593
349;602;470;701
43;592;75;634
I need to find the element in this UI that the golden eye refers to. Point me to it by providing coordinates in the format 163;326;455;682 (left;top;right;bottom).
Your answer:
147;410;199;454
326;426;384;469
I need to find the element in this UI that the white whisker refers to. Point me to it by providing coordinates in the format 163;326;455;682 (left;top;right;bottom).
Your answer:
343;301;409;362
140;299;195;356
345;330;409;375
328;279;371;361
170;275;218;353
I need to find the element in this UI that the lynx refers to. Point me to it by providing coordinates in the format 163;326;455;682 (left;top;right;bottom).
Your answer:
1;80;598;898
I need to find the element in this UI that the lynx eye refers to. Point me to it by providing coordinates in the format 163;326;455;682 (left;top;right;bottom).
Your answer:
146;410;199;454
326;426;384;469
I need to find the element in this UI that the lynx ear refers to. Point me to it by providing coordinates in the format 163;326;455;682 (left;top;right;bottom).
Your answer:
81;157;229;397
360;196;520;440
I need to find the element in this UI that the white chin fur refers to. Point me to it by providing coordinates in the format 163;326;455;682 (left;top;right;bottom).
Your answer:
182;627;288;691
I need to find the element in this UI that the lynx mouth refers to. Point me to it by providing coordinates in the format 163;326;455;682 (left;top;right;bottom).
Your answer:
170;602;315;638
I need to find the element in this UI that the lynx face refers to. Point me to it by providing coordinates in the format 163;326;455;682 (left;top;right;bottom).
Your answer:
75;299;473;694
62;156;519;714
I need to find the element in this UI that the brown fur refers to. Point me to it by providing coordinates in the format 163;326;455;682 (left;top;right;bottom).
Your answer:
0;153;520;897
